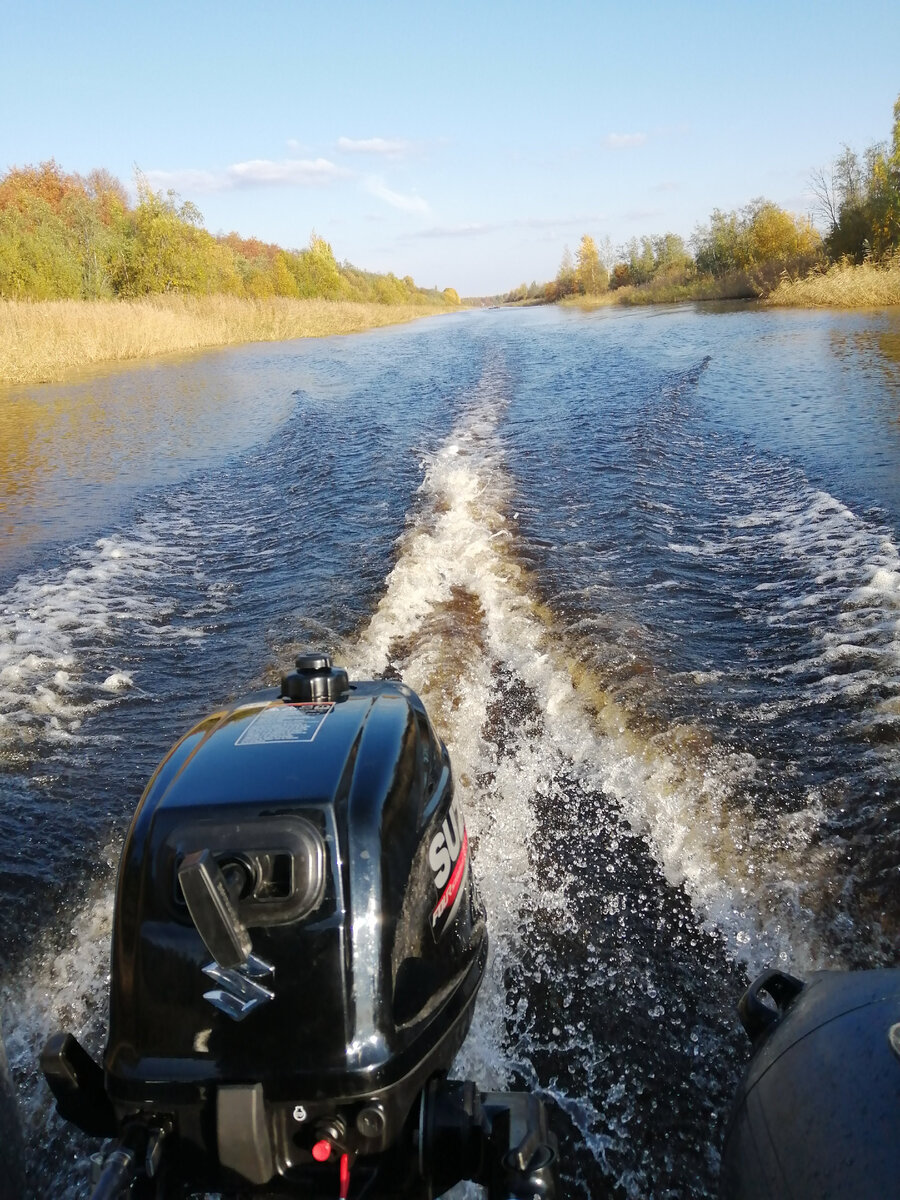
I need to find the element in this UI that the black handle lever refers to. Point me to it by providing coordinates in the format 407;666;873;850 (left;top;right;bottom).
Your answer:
178;849;252;969
737;968;804;1043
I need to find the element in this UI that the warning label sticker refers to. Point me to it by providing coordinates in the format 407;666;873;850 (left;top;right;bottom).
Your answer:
235;703;333;746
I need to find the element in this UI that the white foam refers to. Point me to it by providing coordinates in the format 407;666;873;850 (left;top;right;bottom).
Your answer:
1;865;116;1131
101;672;134;692
740;486;900;727
0;516;222;759
344;384;833;1052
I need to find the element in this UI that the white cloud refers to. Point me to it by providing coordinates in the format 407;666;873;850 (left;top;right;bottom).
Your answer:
604;132;648;149
364;175;429;213
227;158;349;187
338;136;414;159
144;158;348;194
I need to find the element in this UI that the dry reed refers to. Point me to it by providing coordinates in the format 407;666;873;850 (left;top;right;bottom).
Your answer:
0;295;454;386
766;258;900;308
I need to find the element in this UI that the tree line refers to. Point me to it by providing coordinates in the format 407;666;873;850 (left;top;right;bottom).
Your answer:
508;92;900;305
0;162;458;306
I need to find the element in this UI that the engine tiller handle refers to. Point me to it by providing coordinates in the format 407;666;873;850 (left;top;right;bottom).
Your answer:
178;849;252;969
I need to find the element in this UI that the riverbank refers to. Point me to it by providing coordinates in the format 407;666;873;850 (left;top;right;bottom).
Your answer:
0;295;457;386
556;258;900;312
555;266;764;311
559;272;754;310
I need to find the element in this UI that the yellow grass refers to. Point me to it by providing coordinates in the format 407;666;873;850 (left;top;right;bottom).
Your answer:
767;257;900;308
0;295;455;386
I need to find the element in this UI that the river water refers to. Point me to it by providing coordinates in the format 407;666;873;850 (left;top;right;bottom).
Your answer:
1;303;900;1197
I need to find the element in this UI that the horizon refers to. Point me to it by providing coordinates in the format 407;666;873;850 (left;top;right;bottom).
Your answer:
4;0;899;296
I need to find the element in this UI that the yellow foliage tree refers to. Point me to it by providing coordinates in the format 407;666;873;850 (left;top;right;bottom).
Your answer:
737;200;820;269
575;234;607;294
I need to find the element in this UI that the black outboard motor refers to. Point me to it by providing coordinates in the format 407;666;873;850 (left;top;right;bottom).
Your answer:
41;656;558;1198
720;966;900;1200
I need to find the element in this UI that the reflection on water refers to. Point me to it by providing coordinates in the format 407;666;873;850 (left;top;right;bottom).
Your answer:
0;344;305;562
828;325;900;425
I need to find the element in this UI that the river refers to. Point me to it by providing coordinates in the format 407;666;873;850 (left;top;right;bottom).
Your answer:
1;303;900;1197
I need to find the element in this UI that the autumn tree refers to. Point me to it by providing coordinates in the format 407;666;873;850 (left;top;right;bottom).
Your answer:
0;159;88;215
0;160;461;304
692;201;821;289
575;234;607;294
866;95;900;259
0;161;101;298
811;93;900;263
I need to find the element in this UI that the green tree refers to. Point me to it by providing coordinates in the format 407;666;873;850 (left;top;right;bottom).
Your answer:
651;232;691;277
291;233;346;299
556;246;576;297
693;208;743;276
622;237;655;285
374;272;408;304
114;179;215;295
0;197;82;298
270;251;300;297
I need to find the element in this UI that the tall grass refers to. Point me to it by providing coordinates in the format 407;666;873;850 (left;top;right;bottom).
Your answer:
766;256;900;308
0;294;455;386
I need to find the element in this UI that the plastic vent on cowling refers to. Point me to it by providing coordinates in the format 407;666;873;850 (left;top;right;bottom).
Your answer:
280;653;350;702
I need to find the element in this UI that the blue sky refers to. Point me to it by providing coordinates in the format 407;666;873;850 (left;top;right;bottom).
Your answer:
3;0;899;295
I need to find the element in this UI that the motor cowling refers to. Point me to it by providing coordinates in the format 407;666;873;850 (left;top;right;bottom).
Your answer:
56;658;490;1193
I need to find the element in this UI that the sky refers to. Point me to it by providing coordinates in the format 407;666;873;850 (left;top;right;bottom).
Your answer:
3;0;899;296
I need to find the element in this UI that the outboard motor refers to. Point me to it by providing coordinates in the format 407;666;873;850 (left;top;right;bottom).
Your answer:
720;966;900;1200
42;656;558;1198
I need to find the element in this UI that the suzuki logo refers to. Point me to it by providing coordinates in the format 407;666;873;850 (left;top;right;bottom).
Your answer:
202;953;275;1021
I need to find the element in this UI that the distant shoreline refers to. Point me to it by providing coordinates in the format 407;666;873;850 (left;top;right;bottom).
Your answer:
0;295;458;388
541;258;900;312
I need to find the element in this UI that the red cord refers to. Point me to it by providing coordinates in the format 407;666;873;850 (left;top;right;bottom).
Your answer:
339;1152;350;1199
